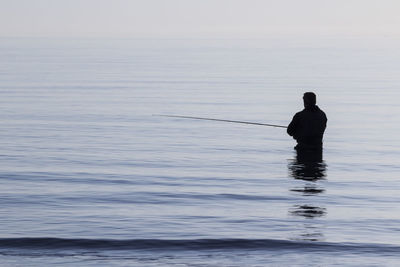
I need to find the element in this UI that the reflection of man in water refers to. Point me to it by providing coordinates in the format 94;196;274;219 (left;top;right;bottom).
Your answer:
287;92;327;150
289;148;326;182
288;142;327;221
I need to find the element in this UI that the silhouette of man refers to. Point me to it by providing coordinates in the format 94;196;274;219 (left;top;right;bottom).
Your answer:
287;92;327;150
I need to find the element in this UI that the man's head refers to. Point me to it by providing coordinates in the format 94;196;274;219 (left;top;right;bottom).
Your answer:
303;92;316;108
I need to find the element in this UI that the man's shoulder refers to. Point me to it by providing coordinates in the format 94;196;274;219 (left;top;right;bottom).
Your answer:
295;109;306;116
317;107;327;118
292;111;303;120
297;106;326;118
316;106;325;112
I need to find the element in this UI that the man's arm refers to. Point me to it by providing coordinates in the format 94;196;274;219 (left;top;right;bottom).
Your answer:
287;114;298;138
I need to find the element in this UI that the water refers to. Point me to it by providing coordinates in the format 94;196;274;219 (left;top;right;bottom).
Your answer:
1;37;400;266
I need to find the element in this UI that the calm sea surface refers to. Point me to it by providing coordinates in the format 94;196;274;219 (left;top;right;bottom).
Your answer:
1;37;400;266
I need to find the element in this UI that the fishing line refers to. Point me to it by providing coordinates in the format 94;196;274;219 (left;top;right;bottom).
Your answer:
154;114;287;128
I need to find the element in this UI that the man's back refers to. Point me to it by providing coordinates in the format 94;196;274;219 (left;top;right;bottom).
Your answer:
287;93;327;149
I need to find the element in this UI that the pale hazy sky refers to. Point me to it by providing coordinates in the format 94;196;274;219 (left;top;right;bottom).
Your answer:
1;0;400;38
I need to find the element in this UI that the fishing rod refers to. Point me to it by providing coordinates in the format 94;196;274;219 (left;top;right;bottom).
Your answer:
155;114;287;128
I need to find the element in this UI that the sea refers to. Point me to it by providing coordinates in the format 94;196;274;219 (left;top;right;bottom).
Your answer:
0;36;400;266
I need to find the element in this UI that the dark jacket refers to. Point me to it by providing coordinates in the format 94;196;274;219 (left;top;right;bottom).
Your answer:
287;105;327;149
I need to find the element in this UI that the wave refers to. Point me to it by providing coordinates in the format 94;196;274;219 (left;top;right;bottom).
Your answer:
0;238;399;253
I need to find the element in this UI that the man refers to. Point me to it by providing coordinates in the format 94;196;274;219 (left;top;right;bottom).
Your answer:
287;92;327;150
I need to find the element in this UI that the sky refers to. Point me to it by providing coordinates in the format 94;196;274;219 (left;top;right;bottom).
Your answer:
1;0;400;38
